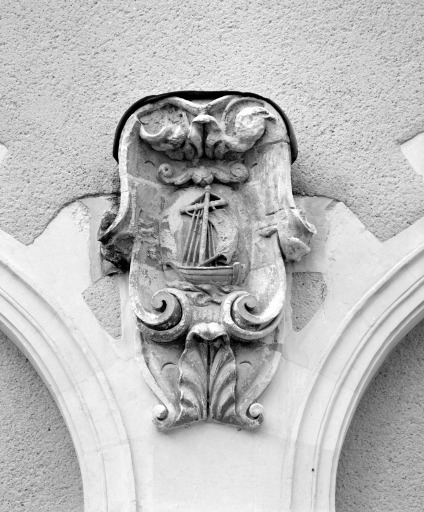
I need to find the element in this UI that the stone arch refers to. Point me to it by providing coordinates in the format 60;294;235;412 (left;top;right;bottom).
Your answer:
287;241;424;511
0;254;137;512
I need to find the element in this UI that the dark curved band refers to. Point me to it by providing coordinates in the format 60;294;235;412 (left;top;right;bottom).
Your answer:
113;90;298;163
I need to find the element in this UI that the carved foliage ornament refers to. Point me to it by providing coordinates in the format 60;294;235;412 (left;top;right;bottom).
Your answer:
99;92;315;430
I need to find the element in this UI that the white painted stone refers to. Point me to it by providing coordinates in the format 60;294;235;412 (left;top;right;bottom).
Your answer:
0;195;424;511
401;132;424;177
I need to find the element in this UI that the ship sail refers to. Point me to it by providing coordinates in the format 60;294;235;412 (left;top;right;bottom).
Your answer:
180;186;233;267
174;185;245;287
208;209;238;265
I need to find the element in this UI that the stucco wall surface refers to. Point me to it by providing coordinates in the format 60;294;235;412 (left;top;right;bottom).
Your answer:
0;331;83;512
337;318;424;512
0;0;423;244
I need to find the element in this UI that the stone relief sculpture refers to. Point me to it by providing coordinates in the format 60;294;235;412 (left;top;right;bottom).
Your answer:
99;91;315;430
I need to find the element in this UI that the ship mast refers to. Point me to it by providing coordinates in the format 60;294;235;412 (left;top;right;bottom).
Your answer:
180;186;227;268
199;186;211;265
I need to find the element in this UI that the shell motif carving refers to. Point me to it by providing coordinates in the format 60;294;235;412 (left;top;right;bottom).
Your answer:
99;92;315;430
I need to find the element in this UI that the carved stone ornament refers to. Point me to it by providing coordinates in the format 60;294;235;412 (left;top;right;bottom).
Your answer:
99;91;315;430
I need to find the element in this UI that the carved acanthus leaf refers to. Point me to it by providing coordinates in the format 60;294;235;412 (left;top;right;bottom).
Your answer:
208;339;237;423
176;323;238;426
177;334;208;424
139;99;276;161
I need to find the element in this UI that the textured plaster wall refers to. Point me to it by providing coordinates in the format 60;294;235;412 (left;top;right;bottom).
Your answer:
0;0;424;510
336;319;424;512
0;0;424;244
0;331;83;512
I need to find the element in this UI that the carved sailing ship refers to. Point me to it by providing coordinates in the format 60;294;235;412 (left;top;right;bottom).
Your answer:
100;92;316;429
175;185;246;286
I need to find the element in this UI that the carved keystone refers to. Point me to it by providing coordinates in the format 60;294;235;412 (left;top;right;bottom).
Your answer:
99;92;315;430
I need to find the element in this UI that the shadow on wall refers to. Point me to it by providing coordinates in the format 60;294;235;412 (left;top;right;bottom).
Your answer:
336;318;424;512
0;331;83;512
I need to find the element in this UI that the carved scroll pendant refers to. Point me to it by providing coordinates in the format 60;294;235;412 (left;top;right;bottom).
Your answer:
99;93;315;430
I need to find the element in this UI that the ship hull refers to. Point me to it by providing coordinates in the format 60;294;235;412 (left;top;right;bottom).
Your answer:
176;263;245;286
